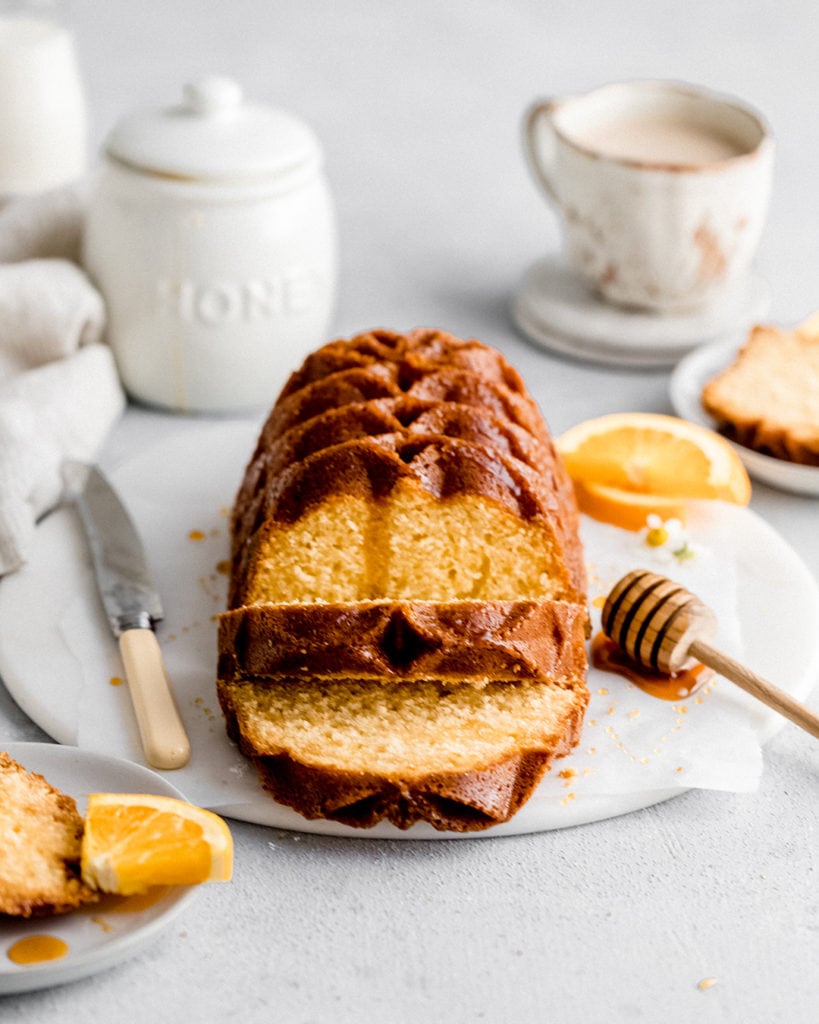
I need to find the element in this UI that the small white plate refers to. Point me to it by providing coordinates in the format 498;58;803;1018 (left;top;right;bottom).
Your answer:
0;743;199;995
669;336;819;496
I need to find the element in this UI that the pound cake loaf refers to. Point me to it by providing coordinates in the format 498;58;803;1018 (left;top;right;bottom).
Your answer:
0;752;98;917
219;328;590;832
701;323;819;465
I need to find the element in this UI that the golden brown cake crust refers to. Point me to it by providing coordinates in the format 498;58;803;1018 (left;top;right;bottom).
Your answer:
237;396;557;520
0;752;98;917
278;328;530;402
218;600;588;686
255;364;549;452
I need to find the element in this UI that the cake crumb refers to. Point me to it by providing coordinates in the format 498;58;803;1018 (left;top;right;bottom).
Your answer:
697;977;717;991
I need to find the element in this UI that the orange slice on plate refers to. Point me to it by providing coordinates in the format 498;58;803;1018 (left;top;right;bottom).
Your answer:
81;793;233;895
556;412;751;531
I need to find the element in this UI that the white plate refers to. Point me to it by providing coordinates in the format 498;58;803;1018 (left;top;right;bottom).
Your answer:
512;255;771;369
670;336;819;495
0;422;817;839
0;743;198;994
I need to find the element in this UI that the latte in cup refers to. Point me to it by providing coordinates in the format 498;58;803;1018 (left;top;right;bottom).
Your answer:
568;112;749;167
523;80;774;311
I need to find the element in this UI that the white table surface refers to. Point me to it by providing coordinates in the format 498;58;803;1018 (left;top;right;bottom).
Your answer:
2;2;818;1021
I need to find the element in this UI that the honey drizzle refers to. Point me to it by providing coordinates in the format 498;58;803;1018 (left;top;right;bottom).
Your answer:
591;632;710;701
5;888;172;964
7;934;69;965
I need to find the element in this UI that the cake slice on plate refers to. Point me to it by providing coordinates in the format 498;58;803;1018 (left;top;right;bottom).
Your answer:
0;751;97;917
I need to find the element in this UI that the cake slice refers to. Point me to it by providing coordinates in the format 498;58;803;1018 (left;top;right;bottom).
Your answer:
701;324;819;465
0;752;98;917
218;677;588;831
218;599;588;688
230;433;585;609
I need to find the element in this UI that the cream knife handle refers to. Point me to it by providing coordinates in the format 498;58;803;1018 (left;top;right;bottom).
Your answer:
118;628;191;769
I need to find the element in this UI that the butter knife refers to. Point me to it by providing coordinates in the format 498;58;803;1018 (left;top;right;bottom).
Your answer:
62;461;191;770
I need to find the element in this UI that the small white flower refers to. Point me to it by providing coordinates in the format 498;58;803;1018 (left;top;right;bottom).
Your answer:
641;516;700;564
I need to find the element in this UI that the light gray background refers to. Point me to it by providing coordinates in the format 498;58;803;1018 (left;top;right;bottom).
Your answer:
2;2;818;1022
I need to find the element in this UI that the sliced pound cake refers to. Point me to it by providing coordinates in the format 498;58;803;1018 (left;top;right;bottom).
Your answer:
701;323;819;465
0;752;98;917
218;328;590;832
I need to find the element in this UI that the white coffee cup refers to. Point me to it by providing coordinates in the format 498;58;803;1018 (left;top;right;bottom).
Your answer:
523;80;774;312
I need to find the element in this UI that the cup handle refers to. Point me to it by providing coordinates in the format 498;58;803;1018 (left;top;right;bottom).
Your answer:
523;99;561;205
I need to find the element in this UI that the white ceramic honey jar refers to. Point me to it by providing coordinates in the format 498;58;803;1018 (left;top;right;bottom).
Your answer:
83;76;337;412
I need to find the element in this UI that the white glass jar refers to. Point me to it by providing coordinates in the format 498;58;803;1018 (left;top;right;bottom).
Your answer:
83;76;337;413
0;0;87;199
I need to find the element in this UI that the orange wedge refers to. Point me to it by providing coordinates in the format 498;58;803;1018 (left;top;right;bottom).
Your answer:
81;794;233;895
556;413;751;531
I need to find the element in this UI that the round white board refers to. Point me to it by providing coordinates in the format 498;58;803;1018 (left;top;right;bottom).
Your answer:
0;421;817;839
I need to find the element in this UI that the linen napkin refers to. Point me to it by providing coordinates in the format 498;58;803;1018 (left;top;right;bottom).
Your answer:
0;186;125;576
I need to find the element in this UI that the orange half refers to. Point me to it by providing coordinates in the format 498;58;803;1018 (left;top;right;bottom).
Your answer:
81;794;233;895
556;413;751;530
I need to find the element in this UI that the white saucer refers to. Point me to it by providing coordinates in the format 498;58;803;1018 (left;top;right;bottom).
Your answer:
670;336;819;496
512;255;771;369
0;743;199;995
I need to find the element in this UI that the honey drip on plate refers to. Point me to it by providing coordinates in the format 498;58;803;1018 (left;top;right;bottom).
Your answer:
591;633;710;700
92;886;170;914
85;887;170;933
7;934;69;965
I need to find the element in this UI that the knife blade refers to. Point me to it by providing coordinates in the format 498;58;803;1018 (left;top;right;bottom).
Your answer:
62;461;191;770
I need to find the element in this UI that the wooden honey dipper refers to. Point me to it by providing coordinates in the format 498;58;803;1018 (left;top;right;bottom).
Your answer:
602;569;819;740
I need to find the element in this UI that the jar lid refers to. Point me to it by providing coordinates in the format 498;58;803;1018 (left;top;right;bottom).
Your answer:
104;76;322;181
